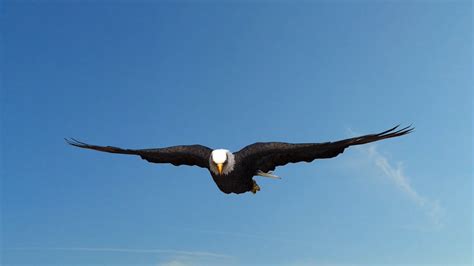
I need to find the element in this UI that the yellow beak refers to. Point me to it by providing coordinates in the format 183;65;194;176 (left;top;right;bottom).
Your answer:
217;163;223;175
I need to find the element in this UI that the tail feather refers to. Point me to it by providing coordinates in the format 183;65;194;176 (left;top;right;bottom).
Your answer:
256;170;281;179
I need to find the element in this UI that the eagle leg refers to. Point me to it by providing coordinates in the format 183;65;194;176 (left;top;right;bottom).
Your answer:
251;179;261;194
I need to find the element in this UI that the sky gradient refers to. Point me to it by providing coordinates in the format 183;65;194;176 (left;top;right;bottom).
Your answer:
1;1;472;265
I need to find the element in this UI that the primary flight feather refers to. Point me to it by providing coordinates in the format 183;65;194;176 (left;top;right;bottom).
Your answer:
66;125;413;194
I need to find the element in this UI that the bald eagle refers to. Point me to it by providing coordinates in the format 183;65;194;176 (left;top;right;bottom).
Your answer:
66;125;413;194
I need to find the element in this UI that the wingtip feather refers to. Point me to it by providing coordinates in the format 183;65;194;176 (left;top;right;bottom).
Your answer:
65;138;89;148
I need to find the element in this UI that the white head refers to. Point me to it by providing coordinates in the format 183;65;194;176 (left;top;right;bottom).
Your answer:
210;149;235;175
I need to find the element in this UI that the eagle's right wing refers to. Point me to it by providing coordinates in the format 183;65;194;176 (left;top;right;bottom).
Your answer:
236;125;413;173
65;139;212;169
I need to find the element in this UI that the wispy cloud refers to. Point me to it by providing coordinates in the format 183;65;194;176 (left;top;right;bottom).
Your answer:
158;259;188;266
174;227;298;244
8;247;231;259
344;127;445;230
158;258;193;266
360;144;445;230
157;254;237;266
158;258;191;266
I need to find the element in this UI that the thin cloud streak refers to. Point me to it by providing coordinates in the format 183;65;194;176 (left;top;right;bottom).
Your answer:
346;127;444;229
157;255;236;266
363;144;445;229
176;227;299;244
159;259;189;266
7;247;231;258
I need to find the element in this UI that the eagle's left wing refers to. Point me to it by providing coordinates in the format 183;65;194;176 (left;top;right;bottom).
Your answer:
236;125;413;173
65;139;212;169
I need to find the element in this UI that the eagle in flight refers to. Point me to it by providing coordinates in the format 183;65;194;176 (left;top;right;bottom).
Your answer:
66;125;413;194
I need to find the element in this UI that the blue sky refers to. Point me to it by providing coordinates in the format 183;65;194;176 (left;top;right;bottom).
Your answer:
1;1;472;265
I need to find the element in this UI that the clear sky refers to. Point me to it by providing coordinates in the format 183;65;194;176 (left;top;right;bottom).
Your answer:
1;1;472;266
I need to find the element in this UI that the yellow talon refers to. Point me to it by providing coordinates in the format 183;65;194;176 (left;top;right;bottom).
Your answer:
251;180;261;194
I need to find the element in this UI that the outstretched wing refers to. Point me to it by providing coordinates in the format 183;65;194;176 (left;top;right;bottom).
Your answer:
236;125;413;173
65;139;212;169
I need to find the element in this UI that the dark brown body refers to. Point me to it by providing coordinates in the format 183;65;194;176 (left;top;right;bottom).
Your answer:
209;159;255;194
